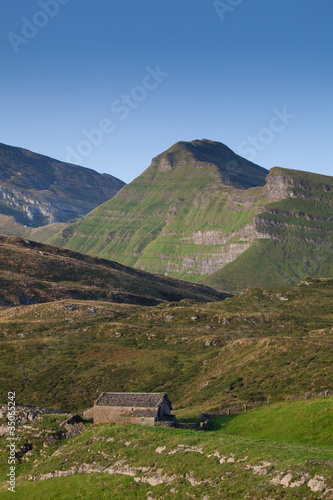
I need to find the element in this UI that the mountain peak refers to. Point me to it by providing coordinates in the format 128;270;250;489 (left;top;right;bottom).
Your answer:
151;139;268;189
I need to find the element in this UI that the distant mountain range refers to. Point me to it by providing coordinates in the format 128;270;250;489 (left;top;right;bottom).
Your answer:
48;139;333;292
0;141;125;240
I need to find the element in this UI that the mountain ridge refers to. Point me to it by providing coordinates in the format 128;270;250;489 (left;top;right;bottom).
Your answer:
142;138;269;189
0;141;125;235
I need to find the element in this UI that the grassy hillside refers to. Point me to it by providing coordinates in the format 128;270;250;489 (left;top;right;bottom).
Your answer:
0;239;332;498
204;239;333;292
210;397;333;448
0;398;332;499
0;236;229;307
0;215;67;242
0;271;331;412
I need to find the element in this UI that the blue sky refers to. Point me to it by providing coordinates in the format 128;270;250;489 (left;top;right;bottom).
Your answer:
1;0;332;183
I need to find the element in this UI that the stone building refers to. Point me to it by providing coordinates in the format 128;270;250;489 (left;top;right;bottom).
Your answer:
84;392;176;427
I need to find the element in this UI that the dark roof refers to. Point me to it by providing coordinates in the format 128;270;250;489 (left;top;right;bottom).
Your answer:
95;392;171;408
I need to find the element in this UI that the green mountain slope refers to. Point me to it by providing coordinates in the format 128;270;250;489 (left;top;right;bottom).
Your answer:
48;139;269;279
204;167;333;291
0;141;125;235
49;140;333;291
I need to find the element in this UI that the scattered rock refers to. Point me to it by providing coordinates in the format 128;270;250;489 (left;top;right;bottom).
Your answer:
252;465;268;476
280;473;293;487
168;444;203;455
290;475;309;487
164;315;175;322
0;425;8;436
60;415;84;439
186;473;212;486
205;340;217;346
155;446;166;454
307;476;327;493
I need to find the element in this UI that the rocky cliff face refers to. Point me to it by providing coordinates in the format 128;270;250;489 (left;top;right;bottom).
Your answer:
0;186;82;225
266;173;296;202
0;142;125;229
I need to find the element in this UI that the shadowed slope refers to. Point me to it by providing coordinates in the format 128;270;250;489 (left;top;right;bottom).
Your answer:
0;236;231;306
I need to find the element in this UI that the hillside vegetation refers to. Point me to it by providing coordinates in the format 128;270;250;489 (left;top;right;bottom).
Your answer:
0;398;332;499
48;140;333;292
0;238;332;498
204;167;333;291
48;140;268;277
0;254;331;412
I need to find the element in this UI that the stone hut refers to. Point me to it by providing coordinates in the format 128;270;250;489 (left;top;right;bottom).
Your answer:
86;392;176;427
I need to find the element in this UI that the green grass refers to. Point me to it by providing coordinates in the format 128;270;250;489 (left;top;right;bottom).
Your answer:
211;397;333;447
1;474;150;500
0;400;332;499
204;239;333;292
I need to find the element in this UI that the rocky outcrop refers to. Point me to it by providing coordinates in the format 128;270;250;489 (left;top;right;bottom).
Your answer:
144;224;270;276
266;173;295;202
151;242;251;276
0;404;72;430
191;225;257;245
0;186;84;224
154;156;173;172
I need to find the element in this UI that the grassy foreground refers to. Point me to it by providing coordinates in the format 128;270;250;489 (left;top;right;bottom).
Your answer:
0;397;332;499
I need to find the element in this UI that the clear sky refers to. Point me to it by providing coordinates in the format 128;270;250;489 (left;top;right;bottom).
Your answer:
1;0;332;183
